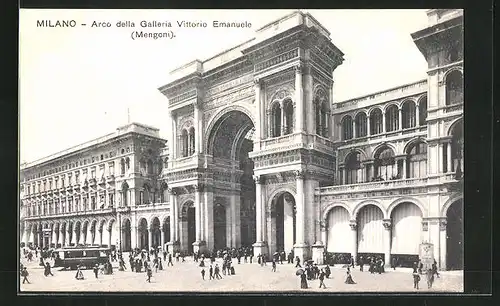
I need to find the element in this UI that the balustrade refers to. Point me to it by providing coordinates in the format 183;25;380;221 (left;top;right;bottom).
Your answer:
320;177;429;194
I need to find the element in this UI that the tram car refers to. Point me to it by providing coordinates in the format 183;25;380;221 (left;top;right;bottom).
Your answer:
53;246;110;270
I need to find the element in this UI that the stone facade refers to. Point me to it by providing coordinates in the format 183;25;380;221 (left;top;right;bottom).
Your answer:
20;10;464;271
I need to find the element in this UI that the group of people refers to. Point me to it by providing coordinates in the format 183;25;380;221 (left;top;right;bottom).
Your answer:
412;259;440;289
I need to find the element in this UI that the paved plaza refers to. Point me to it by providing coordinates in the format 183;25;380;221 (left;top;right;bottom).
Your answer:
19;253;463;293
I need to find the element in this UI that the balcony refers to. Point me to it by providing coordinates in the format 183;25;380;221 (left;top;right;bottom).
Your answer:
168;154;203;171
319;177;429;195
23;207;116;221
444;102;463;113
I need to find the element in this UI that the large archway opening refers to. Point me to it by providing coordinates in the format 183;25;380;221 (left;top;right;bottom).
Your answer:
122;219;131;251
270;192;296;255
326;206;351;256
138;218;148;250
357;204;384;260
390;202;423;267
214;203;227;250
207;110;256;249
181;202;196;253
446;199;463;270
151;217;161;248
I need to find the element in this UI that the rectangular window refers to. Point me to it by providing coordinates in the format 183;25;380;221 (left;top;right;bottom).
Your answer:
91;168;96;179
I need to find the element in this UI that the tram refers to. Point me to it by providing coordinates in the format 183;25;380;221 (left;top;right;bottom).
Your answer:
53;246;110;270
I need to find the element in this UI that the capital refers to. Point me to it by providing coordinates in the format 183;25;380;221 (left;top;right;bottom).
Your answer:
439;219;447;231
382;219;392;230
295;63;304;75
349;220;357;230
319;219;327;230
167;188;177;196
193;184;204;193
253;78;263;86
294;170;306;180
253;175;264;184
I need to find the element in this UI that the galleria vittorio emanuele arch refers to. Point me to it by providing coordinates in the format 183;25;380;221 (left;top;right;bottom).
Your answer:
21;9;463;271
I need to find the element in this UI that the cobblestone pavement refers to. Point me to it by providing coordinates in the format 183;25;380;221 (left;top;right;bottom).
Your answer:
19;254;463;293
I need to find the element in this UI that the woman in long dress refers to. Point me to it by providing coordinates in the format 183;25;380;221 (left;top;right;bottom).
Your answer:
300;273;308;289
345;269;356;284
75;266;84;280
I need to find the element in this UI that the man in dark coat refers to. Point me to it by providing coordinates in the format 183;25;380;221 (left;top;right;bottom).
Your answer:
359;256;364;272
44;262;54;277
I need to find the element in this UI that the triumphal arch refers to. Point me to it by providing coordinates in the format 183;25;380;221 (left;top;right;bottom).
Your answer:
159;11;344;261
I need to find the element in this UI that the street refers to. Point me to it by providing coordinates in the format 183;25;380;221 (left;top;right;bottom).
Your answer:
19;254;463;293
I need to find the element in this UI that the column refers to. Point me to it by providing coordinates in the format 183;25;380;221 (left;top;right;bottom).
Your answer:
187;130;192;156
382;111;386;133
194;185;202;242
280;101;285;136
438;143;444;173
398;107;403;130
447;141;452;172
254;176;263;243
193;101;200;154
321;222;327;248
294;170;307;261
99;229;103;246
383;219;392;267
402;158;407;179
66;228;71;246
342;167;347;185
295;64;304;133
161;229;166;251
252;175;267;259
439;219;447;270
367;115;371;136
148;229;153;249
170;111;177;159
130;220;138;250
60;228;65;246
230;193;241;248
350;220;358;264
353;119;357;138
254;79;262;148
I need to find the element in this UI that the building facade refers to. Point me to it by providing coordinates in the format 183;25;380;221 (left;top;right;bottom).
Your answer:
20;9;463;270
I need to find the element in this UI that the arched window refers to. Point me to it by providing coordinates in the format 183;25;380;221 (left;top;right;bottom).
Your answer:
450;120;463;176
140;159;146;176
341;115;353;140
120;159;126;175
271;103;281;137
345;152;362;184
419;96;428;126
283;99;294;135
189;127;195;155
181;129;189;157
385;105;399;132
355;112;367;138
402;101;417;129
370;109;383;135
446;70;463;105
407;142;427;178
122;182;129;207
125;157;130;170
143;184;151;204
374;147;396;180
147;159;154;175
315;97;329;137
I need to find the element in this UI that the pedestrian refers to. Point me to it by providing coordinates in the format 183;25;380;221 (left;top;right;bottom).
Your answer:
214;264;223;279
158;257;163;270
209;265;214;280
350;256;355;268
44;262;54;276
426;269;435;289
201;268;206;280
146;267;152;283
75;265;84;280
295;256;301;268
391;257;397;270
93;264;99;278
300;273;308;289
345;267;356;284
432;260;440;278
250;253;253;264
413;272;421;289
168;253;173;266
418;260;423;274
412;262;418;274
324;265;331;278
272;260;276;272
319;269;326;289
163;250;167;262
21;267;30;284
359;256;364;272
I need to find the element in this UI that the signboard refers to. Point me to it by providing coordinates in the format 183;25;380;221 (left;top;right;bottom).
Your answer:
419;242;434;271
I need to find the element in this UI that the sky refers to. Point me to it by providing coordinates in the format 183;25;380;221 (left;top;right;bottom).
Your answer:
19;9;429;164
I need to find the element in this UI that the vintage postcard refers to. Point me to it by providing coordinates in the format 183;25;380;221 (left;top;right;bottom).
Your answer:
19;9;464;293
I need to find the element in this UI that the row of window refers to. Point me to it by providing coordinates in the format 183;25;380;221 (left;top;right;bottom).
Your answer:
339;121;463;184
26;159;132;195
25;147;132;181
340;98;428;140
24;193;115;217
